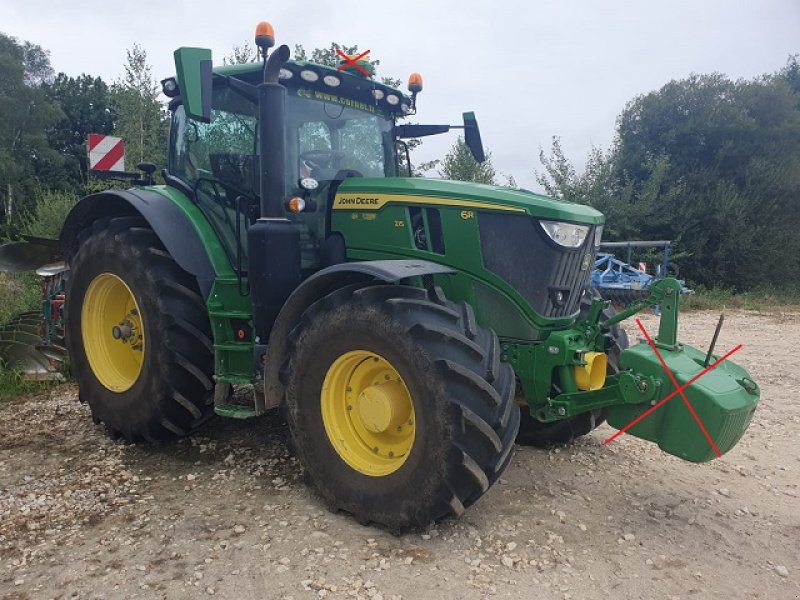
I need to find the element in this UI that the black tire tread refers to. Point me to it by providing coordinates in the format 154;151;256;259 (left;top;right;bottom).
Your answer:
65;215;216;442
284;284;519;530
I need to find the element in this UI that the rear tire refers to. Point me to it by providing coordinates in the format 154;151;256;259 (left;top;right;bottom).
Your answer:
516;289;629;447
65;216;215;442
283;284;520;531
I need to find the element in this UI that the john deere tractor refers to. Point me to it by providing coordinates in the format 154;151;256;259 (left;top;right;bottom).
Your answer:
50;22;759;530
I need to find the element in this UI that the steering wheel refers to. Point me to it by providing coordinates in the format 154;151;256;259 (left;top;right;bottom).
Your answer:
300;150;345;169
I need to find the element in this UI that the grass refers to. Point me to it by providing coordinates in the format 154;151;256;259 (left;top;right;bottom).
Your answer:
681;285;800;311
0;272;41;324
0;365;54;403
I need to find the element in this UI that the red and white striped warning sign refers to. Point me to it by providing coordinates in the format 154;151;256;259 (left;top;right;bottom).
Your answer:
88;134;125;172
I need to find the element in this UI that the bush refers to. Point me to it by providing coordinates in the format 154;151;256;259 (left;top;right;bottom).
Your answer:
22;188;80;239
0;272;40;324
0;188;76;325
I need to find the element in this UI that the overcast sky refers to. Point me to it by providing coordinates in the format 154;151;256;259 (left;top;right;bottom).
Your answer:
3;0;799;190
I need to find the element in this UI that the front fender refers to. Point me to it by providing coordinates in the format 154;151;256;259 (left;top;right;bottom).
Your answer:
259;259;455;413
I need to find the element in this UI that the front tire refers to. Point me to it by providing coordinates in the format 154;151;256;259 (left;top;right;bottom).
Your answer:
283;284;520;531
65;216;216;442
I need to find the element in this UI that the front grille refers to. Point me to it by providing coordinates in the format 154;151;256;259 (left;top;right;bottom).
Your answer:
478;212;596;318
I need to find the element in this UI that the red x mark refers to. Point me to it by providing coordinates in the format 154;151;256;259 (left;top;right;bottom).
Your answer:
603;319;743;457
336;48;371;76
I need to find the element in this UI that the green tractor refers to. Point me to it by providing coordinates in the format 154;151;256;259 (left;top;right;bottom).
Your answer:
54;22;759;530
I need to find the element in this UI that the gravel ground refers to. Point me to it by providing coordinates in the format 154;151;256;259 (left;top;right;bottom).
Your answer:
1;309;798;600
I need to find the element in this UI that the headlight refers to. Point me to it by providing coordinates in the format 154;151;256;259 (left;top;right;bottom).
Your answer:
540;221;590;248
594;225;603;248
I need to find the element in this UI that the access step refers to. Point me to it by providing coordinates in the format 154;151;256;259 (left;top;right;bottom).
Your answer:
214;404;257;419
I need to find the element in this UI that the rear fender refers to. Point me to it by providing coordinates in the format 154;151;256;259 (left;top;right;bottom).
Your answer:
60;188;217;298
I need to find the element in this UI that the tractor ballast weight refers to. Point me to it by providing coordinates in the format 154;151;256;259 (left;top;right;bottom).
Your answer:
12;21;760;530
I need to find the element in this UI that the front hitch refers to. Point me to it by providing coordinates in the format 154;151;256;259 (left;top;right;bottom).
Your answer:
534;278;760;462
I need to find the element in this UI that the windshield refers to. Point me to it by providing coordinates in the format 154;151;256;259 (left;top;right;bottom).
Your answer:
286;91;396;183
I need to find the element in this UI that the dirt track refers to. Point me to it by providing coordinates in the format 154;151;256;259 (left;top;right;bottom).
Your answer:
1;310;798;600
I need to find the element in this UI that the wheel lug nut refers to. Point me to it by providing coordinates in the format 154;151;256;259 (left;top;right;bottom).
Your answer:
372;447;379;453
347;405;352;411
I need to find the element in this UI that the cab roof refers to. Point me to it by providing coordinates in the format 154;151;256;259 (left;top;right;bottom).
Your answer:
214;59;413;117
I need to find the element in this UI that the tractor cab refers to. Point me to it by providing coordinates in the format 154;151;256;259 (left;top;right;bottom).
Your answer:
163;49;413;275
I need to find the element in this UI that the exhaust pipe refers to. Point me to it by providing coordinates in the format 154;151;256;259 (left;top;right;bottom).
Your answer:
249;43;301;340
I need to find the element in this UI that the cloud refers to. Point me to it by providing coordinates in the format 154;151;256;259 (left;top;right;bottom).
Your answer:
4;0;798;189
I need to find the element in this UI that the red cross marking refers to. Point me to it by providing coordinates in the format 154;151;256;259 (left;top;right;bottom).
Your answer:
336;48;371;76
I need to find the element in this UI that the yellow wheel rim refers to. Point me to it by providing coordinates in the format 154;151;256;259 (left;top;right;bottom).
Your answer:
321;350;415;476
81;273;145;392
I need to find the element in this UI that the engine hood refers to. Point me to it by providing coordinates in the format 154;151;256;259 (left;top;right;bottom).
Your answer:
336;177;604;225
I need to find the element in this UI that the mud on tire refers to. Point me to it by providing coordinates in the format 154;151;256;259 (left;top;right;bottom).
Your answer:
65;216;215;442
283;284;520;531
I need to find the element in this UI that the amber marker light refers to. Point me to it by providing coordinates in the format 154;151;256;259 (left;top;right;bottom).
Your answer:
408;72;423;93
255;21;275;49
286;196;306;213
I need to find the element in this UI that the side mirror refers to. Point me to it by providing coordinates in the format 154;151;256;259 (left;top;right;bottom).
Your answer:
463;112;485;163
174;47;213;123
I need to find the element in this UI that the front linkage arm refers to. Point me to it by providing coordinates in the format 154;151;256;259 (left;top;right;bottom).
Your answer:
531;278;684;423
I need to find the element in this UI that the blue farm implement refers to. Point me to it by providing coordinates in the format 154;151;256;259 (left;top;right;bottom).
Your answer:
591;240;688;305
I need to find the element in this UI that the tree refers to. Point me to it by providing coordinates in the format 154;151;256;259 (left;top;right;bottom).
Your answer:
223;43;258;65
45;73;116;187
0;33;64;232
112;44;168;169
536;61;800;290
439;137;496;184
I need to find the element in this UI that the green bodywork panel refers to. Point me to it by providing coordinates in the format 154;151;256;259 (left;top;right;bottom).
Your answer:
331;177;603;341
334;177;604;223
